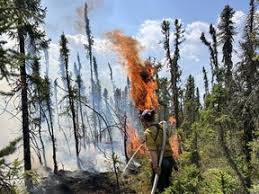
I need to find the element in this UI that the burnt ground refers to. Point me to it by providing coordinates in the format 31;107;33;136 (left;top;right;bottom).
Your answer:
33;170;137;194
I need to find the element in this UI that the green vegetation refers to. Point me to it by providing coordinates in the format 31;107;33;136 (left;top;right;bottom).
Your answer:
0;0;258;193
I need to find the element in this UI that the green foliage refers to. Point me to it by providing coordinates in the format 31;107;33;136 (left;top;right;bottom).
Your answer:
250;184;259;194
218;5;236;89
200;168;238;194
0;0;258;193
0;139;23;194
163;163;200;194
251;141;259;179
124;157;152;193
0;138;21;158
182;75;200;135
161;18;184;127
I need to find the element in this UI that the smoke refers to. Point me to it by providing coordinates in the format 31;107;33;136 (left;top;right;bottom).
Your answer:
74;6;84;33
106;30;159;112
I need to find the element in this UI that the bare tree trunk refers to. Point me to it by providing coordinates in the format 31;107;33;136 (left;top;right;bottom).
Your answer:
171;74;179;127
76;55;87;148
18;26;32;189
78;87;86;148
67;79;80;168
123;116;129;163
46;98;58;174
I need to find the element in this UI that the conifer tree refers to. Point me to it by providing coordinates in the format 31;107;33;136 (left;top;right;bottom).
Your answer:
202;66;209;98
0;0;48;189
84;2;98;141
182;75;197;133
236;0;258;190
0;138;22;193
200;25;221;84
218;5;236;89
195;87;200;111
209;25;220;81
59;33;80;167
29;55;46;167
161;19;184;127
43;77;58;173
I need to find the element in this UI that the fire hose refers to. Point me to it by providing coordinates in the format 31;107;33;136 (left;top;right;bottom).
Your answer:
151;121;167;194
122;143;145;175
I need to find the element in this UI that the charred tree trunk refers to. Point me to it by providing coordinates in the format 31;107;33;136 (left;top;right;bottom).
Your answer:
60;34;80;168
46;94;58;174
171;69;179;127
123;116;129;163
84;2;97;144
78;85;86;148
67;75;80;167
18;26;32;189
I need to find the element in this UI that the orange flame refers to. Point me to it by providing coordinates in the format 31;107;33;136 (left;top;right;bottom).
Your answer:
168;116;181;159
126;124;146;155
170;135;181;159
107;31;181;158
107;30;159;111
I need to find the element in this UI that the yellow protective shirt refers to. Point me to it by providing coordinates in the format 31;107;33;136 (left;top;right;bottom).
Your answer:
144;123;173;157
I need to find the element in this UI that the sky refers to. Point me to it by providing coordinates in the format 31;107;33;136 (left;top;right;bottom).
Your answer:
42;0;248;38
0;0;252;169
38;0;248;93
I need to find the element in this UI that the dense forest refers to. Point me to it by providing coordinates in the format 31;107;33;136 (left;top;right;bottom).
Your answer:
0;0;258;193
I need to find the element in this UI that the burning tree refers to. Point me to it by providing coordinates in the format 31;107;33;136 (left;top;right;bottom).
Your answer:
107;31;159;112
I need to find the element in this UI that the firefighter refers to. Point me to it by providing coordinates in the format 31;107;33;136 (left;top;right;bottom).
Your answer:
141;109;178;193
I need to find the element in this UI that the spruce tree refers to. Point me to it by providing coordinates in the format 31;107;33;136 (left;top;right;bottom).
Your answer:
209;25;220;81
84;2;98;142
182;75;197;133
0;0;47;189
202;66;209;97
200;25;222;84
43;77;58;173
218;5;236;89
195;87;201;111
161;19;184;127
59;33;80;168
29;51;46;166
236;0;258;189
0;138;22;193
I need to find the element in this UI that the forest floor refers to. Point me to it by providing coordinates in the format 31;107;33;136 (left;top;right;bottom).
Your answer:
32;170;138;194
